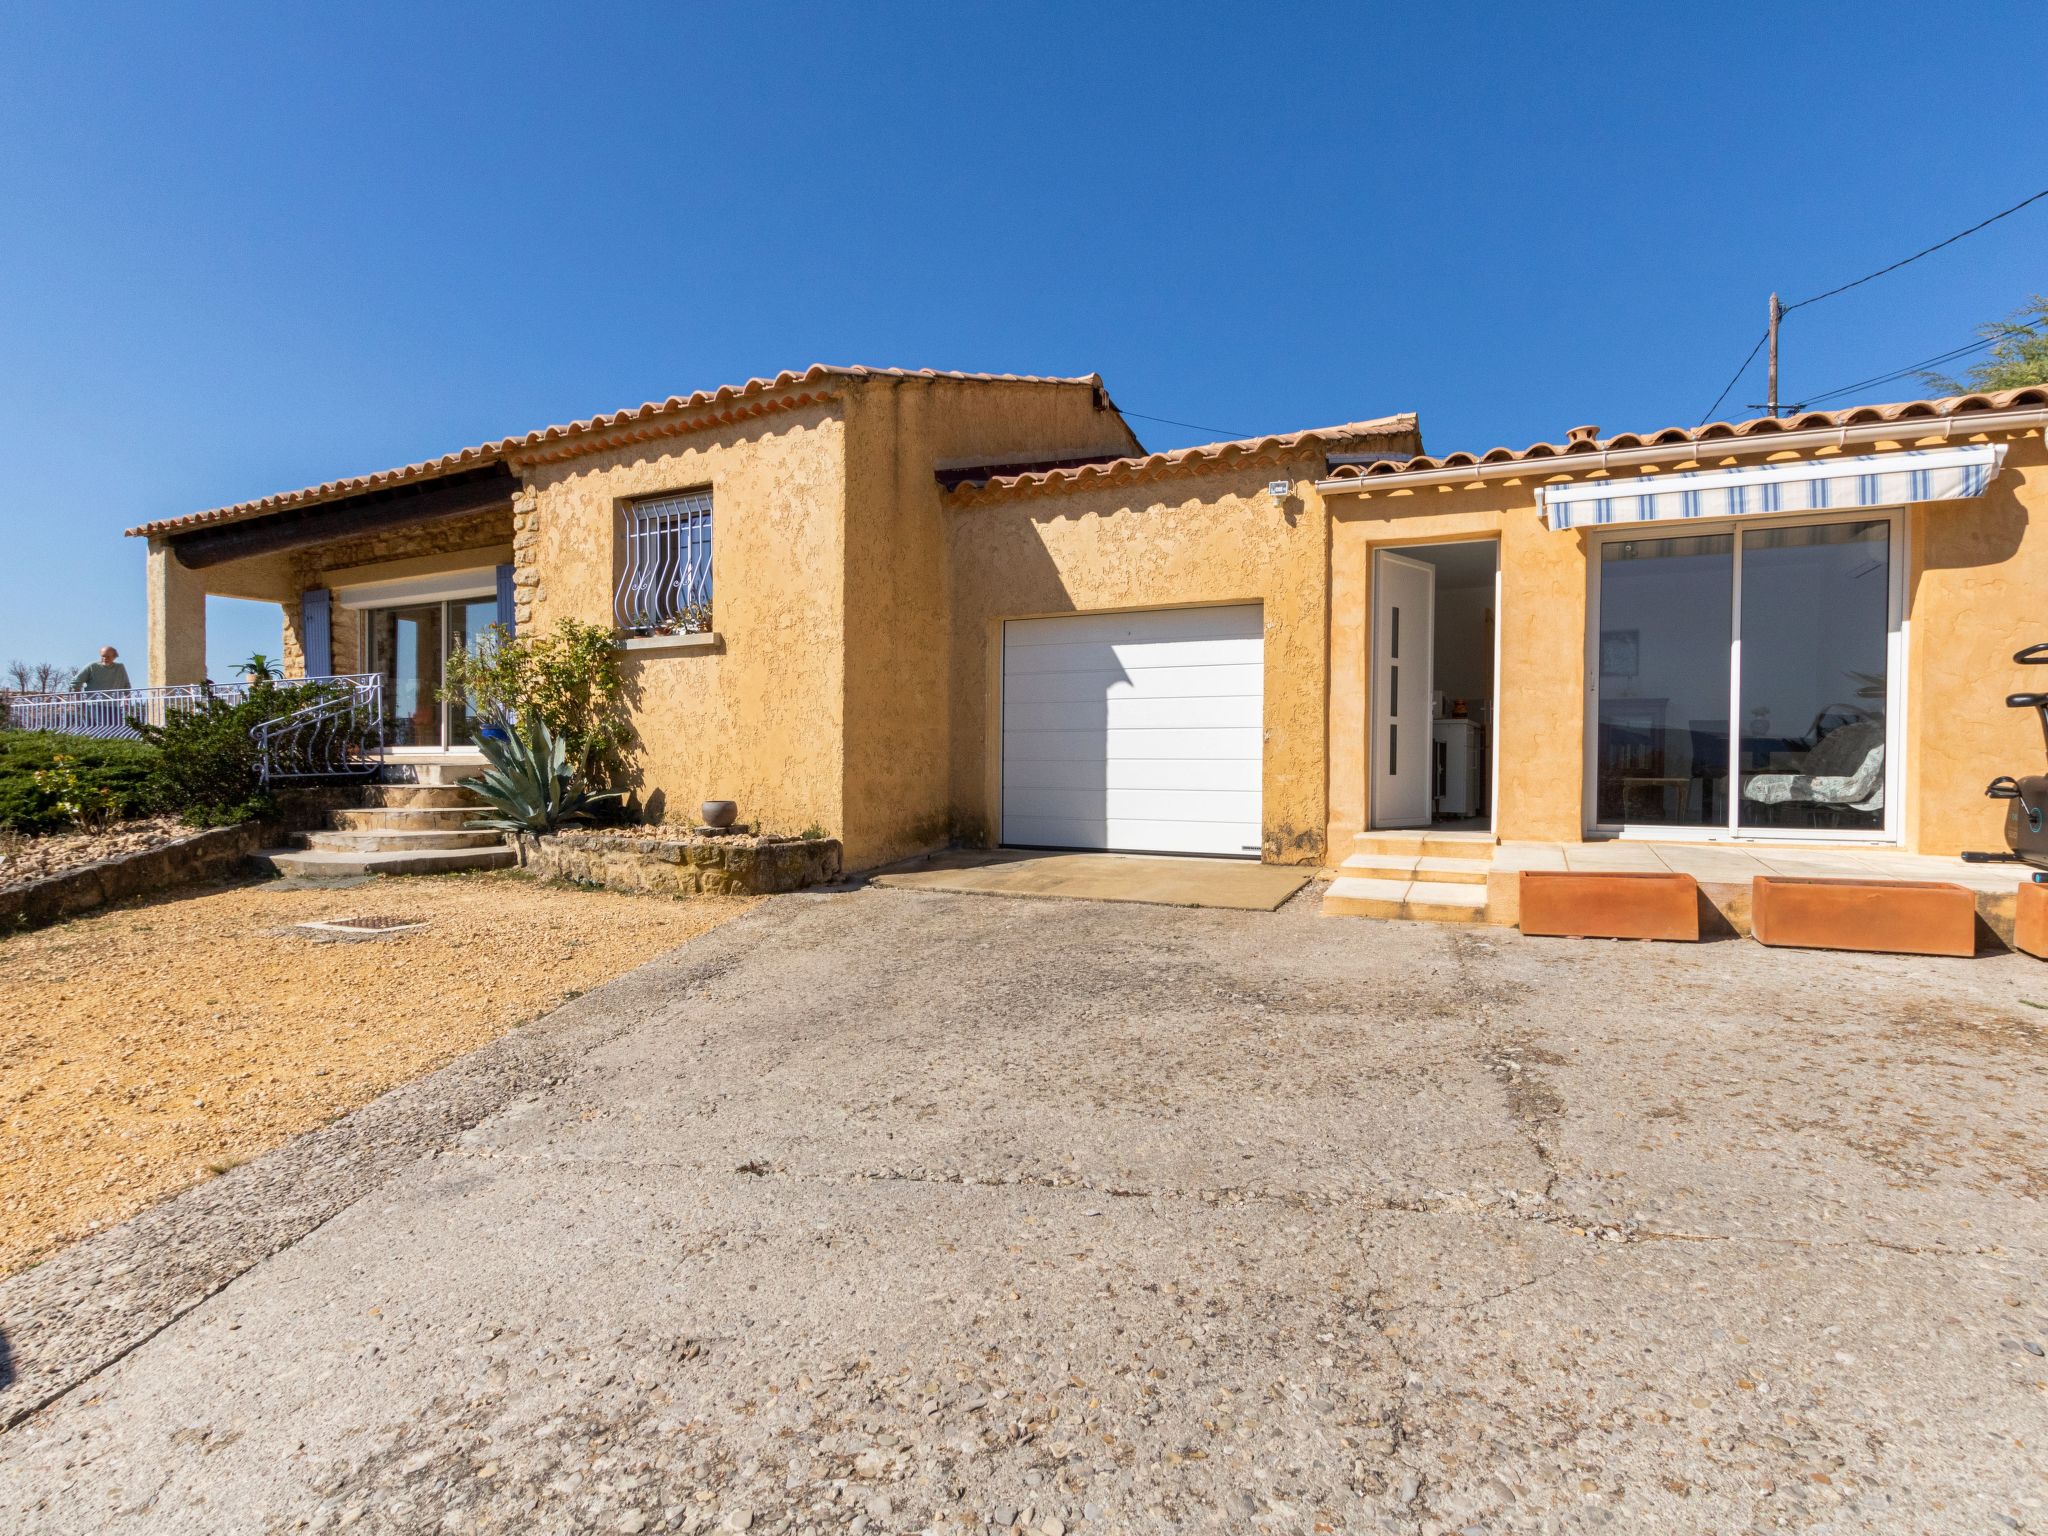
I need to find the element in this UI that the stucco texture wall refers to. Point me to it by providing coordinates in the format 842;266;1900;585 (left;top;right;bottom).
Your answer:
1328;486;1586;849
946;461;1332;865
520;405;850;841
840;378;1141;867
1906;431;2048;855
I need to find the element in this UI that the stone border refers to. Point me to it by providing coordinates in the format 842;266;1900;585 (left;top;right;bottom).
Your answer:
0;821;275;934
531;828;842;895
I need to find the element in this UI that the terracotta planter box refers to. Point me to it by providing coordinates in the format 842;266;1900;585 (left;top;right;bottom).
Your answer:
1517;871;1699;942
1750;877;1976;958
2014;878;2048;960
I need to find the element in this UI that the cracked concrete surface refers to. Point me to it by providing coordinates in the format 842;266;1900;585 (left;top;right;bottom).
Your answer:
2;886;2046;1534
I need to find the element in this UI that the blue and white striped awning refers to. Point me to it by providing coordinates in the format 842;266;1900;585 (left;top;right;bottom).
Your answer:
1537;443;2007;530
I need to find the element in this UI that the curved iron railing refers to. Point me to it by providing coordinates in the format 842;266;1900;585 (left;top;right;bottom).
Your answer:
251;675;385;785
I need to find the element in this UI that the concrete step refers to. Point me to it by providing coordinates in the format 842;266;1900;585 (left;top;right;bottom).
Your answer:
1339;853;1493;886
360;783;488;810
378;756;491;787
253;844;517;880
303;828;507;853
1322;875;1491;924
1352;831;1498;861
331;805;484;832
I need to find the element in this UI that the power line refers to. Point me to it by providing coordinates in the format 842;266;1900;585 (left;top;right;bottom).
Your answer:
1784;186;2048;313
1117;407;1259;441
1696;331;1769;425
1781;335;2001;412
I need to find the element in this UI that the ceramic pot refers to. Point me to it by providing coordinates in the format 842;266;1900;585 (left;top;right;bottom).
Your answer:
700;799;739;829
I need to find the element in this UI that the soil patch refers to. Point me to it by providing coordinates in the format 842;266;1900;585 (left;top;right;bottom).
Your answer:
0;871;751;1274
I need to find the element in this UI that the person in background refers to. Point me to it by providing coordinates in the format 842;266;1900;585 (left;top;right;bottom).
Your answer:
70;646;132;692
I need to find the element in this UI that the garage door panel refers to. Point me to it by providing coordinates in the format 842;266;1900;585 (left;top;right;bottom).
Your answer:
1000;607;1265;649
1000;637;1265;676
1003;786;1261;825
1001;661;1266;704
998;726;1264;764
999;756;1263;793
1001;605;1264;858
1002;694;1263;733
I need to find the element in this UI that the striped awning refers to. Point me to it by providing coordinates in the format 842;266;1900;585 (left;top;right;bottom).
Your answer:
1537;443;2007;530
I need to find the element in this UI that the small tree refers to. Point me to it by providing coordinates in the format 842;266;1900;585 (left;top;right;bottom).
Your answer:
442;618;630;783
1922;295;2048;395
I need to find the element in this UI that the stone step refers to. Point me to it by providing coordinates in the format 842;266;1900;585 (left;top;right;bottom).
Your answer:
1351;831;1498;861
360;783;489;810
253;845;518;881
303;828;507;854
1339;852;1493;886
1321;875;1491;924
378;756;491;787
331;805;483;832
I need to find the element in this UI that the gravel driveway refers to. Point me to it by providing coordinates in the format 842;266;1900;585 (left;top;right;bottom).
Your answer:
3;885;2045;1534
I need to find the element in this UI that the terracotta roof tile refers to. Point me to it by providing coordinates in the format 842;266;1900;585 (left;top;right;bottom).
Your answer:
130;366;1127;538
1324;387;2048;482
945;415;1421;504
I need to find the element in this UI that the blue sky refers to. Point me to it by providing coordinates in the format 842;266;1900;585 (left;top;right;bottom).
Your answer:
3;2;2043;680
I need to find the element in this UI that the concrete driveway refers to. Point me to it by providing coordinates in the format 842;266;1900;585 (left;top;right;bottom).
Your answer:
3;886;2045;1534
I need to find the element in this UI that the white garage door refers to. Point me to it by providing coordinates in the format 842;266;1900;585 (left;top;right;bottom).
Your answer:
1001;605;1264;857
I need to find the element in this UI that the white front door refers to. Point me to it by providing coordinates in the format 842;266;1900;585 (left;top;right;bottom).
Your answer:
1372;551;1436;828
1001;605;1265;857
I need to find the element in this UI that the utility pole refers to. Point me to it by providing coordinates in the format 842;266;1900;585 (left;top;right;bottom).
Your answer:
1767;291;1783;417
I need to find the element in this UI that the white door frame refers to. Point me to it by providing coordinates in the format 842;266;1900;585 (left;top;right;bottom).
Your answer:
1581;505;1908;843
1371;550;1437;829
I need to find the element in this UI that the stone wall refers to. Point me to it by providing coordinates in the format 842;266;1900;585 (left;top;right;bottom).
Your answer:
0;821;275;934
530;830;842;896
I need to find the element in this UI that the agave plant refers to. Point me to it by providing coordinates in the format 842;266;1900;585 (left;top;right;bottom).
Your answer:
461;716;620;843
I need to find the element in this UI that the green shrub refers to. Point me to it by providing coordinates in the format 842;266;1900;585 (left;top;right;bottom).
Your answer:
443;618;630;783
463;716;621;838
0;734;158;834
135;681;350;826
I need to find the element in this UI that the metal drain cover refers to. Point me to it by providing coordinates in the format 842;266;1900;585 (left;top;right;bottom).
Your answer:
294;915;428;942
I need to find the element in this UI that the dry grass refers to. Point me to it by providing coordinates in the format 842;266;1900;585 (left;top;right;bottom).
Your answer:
0;871;752;1275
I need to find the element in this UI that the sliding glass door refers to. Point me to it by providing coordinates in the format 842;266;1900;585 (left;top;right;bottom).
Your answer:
1590;511;1899;839
363;596;502;750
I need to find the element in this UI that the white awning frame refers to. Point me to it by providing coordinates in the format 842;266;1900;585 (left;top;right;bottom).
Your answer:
1537;443;2007;530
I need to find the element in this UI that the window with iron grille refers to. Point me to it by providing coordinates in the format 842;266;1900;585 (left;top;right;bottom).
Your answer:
615;490;713;635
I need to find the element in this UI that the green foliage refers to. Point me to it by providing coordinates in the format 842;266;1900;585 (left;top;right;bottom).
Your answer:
237;652;279;682
0;734;157;834
134;681;348;826
462;716;621;837
1922;295;2048;395
442;618;630;782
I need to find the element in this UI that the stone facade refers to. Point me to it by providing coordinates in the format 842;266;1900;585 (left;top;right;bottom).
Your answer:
281;506;516;679
530;829;842;896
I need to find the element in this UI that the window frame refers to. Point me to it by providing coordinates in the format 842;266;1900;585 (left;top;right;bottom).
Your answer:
614;488;714;637
1581;505;1908;843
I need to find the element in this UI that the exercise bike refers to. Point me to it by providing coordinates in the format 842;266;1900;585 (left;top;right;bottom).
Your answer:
1964;641;2048;871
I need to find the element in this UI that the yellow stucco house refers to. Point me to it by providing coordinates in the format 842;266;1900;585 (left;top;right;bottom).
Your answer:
128;367;2048;889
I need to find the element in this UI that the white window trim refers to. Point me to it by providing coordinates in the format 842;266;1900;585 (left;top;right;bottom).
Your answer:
1581;504;1908;845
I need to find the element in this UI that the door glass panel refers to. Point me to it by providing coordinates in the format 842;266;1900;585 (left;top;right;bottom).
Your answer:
1736;520;1889;831
446;597;502;747
1595;533;1732;827
365;604;443;748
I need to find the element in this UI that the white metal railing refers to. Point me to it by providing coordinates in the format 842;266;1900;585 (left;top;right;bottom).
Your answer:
252;674;385;784
614;489;713;635
3;681;253;738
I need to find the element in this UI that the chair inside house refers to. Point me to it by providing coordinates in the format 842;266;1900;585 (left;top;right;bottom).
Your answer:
1739;710;1886;829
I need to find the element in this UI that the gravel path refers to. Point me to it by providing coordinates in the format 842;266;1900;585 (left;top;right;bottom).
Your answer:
2;886;2045;1534
0;873;751;1274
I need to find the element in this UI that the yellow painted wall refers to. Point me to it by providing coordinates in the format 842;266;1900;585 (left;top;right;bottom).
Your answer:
947;462;1334;864
840;377;1142;866
1327;425;2048;856
522;403;851;840
1327;485;1586;850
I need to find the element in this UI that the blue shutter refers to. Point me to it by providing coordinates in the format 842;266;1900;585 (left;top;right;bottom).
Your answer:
496;563;517;636
300;588;331;677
